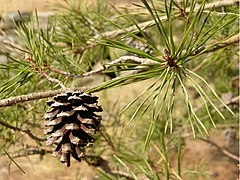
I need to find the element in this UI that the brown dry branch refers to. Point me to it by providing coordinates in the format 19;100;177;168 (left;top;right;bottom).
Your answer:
0;119;46;141
1;39;25;52
220;95;239;108
197;137;239;161
12;146;53;158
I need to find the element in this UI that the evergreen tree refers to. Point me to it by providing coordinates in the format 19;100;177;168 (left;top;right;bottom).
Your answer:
0;0;239;179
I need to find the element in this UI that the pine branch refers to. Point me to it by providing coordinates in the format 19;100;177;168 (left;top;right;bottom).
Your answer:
197;137;239;161
0;32;238;108
45;55;159;77
0;55;156;107
45;32;239;79
0;66;149;108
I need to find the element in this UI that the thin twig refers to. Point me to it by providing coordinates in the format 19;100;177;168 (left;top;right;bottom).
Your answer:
25;54;66;89
44;65;71;76
45;56;159;77
197;137;239;161
0;28;6;36
1;39;25;52
193;33;240;55
12;146;53;158
0;119;46;141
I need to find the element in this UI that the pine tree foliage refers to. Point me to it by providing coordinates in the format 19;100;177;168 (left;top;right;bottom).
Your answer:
0;0;239;178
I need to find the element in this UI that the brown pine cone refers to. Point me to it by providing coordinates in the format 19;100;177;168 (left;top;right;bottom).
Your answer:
44;91;102;167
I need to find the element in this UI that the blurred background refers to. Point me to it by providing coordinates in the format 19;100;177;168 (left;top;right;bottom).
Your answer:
0;0;139;12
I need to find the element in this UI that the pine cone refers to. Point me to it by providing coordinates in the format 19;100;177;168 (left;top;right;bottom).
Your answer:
44;91;102;167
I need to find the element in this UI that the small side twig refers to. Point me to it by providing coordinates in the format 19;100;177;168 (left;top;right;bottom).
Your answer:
12;146;53;158
0;119;46;141
197;137;239;161
25;54;66;89
194;33;240;55
1;39;25;52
